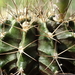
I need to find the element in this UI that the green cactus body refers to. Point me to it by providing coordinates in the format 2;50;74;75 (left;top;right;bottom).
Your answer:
0;0;75;75
54;0;71;21
0;17;39;74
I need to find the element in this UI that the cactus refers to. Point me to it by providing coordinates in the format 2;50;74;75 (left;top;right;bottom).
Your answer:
0;0;75;75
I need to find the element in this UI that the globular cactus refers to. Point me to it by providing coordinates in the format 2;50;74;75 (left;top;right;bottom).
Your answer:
0;0;75;75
